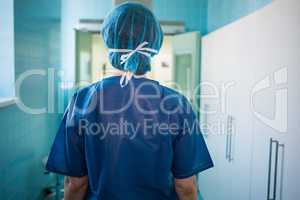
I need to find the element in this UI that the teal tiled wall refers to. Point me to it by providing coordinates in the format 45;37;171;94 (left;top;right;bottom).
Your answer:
0;0;62;199
206;0;273;34
154;0;273;34
153;0;208;33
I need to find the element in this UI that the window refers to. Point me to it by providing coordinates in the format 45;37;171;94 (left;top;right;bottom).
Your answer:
0;0;15;106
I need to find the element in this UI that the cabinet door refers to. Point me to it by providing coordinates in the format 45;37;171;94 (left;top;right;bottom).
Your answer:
198;106;231;200
280;0;300;198
249;0;300;199
198;22;254;199
282;47;300;200
198;33;230;199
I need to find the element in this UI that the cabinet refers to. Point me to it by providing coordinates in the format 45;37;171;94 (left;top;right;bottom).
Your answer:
198;0;300;199
249;0;300;199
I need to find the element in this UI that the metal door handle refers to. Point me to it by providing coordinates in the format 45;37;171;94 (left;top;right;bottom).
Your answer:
267;138;285;200
267;138;277;200
228;116;234;162
203;104;209;138
226;131;230;160
278;143;285;200
226;116;234;162
267;138;273;200
225;116;230;160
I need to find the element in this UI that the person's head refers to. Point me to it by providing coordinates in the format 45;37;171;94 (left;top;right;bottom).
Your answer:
101;2;163;75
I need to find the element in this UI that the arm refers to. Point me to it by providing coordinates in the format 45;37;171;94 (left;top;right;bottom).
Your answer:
64;176;88;200
174;176;198;200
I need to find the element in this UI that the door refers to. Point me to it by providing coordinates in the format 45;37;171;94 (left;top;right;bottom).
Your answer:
75;30;92;86
91;34;113;82
171;32;201;113
198;3;257;199
198;43;254;200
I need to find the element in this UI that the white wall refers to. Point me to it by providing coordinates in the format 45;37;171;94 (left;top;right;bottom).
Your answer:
0;0;15;97
151;36;173;85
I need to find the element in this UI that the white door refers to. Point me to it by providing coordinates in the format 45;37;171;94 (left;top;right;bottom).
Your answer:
75;31;92;86
198;15;255;199
171;32;201;112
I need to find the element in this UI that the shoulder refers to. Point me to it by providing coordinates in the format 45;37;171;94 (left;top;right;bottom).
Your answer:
69;81;102;114
75;77;116;98
71;77;119;107
161;86;193;120
75;82;99;100
160;85;192;114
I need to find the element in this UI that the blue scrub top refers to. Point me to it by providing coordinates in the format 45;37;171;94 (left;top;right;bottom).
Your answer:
46;76;213;200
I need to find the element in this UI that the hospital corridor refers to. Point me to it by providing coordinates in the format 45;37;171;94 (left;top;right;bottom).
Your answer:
0;0;299;199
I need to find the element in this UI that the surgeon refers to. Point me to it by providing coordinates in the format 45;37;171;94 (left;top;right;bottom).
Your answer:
46;2;213;200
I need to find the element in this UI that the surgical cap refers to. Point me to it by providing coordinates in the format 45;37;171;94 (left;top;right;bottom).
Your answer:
101;2;163;75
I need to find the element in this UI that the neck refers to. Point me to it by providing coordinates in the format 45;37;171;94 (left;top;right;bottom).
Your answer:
105;69;146;78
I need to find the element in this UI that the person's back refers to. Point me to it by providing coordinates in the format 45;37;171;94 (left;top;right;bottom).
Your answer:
46;3;213;200
47;76;213;199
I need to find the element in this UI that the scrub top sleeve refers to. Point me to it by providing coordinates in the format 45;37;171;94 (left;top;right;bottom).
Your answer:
172;99;213;179
46;93;87;177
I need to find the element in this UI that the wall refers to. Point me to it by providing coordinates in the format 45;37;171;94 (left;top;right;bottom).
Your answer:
151;36;173;85
0;0;62;199
206;0;273;33
153;0;208;33
0;0;15;97
61;0;112;83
